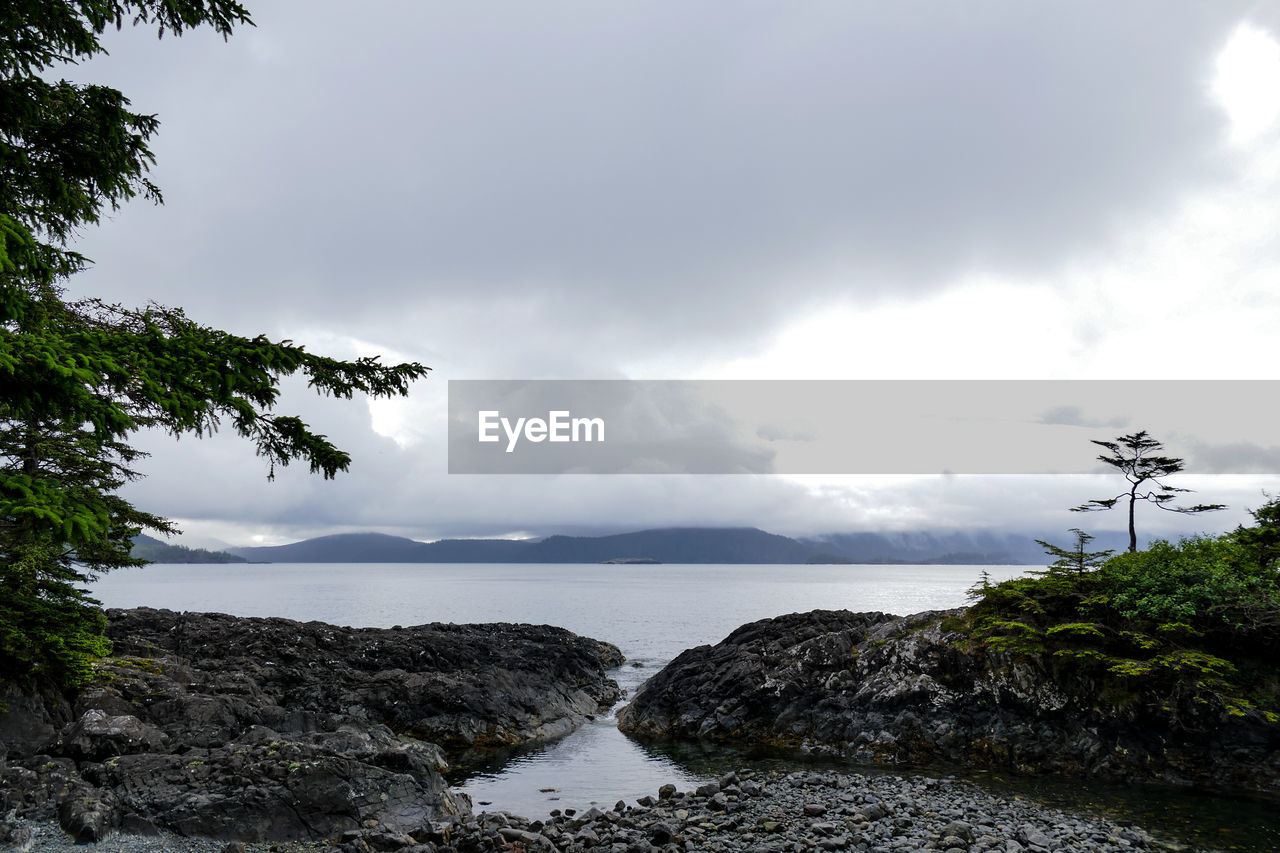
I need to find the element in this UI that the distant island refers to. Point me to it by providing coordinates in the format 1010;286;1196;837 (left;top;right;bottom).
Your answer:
601;557;661;564
213;526;1146;565
130;534;247;564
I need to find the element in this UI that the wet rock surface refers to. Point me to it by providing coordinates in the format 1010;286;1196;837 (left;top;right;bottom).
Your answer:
617;609;1280;796
0;608;624;843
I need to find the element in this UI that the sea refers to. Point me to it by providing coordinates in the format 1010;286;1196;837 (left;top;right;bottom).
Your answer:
89;563;1278;851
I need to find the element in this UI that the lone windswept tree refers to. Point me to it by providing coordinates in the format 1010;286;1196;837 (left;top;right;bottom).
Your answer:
1071;431;1224;553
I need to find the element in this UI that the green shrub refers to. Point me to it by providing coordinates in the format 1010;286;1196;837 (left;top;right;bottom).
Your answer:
1103;537;1278;640
965;527;1280;729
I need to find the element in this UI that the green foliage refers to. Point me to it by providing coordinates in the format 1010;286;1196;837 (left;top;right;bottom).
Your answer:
1233;494;1280;571
1104;538;1279;638
1;2;252;252
0;543;111;686
965;528;1280;731
1;2;429;689
1044;621;1106;640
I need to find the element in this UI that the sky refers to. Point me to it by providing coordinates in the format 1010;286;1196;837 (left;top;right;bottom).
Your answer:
57;1;1280;548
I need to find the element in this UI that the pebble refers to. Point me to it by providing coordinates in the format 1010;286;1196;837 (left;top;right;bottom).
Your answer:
2;768;1199;853
337;768;1184;852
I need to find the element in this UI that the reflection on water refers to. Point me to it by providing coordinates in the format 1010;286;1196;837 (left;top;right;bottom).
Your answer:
91;563;1278;851
454;712;704;815
453;650;707;815
966;768;1280;853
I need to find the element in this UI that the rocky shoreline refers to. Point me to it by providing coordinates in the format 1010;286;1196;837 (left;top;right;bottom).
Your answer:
0;608;623;844
618;609;1280;797
407;768;1181;853
3;767;1189;852
1;606;1272;851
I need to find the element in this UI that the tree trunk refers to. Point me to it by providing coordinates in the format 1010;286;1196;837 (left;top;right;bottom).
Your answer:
1127;486;1138;552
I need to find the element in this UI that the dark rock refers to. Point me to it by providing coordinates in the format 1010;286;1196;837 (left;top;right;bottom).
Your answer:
52;709;167;760
1017;825;1054;848
120;813;162;835
649;822;676;844
939;819;974;842
100;607;624;752
500;826;553;850
0;683;69;759
618;608;1280;795
79;729;470;841
57;787;118;842
4;607;624;844
857;802;889;821
0;816;33;851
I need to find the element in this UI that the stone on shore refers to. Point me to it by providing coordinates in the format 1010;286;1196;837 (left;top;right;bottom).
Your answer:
319;768;1173;853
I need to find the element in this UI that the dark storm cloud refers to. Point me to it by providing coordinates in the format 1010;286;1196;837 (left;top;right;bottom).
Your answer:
70;1;1248;364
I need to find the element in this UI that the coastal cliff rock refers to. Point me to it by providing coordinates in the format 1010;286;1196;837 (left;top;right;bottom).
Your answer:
101;607;624;751
617;609;1280;796
0;608;624;842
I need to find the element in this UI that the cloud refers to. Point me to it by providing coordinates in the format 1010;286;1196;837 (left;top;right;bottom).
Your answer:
1037;406;1129;430
48;2;1277;545
756;424;816;443
1214;22;1280;146
69;2;1250;367
1185;441;1280;474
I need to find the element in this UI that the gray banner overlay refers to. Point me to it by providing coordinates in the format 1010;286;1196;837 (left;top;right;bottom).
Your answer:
447;380;1280;475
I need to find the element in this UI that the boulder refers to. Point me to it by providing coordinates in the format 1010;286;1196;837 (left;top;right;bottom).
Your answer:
100;608;624;752
0;682;70;759
53;709;167;761
618;608;1280;796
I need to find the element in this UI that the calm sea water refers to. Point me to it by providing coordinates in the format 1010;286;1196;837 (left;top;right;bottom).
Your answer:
89;563;1277;851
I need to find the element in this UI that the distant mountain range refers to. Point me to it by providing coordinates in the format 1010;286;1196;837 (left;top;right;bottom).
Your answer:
225;527;1144;565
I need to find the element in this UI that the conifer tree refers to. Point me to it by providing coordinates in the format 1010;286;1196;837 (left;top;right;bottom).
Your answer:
1;2;429;686
1034;528;1113;575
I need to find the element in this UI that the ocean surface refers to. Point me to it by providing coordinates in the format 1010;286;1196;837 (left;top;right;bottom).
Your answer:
89;563;1278;851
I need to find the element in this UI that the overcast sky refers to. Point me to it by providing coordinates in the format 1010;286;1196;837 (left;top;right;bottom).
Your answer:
59;1;1280;547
